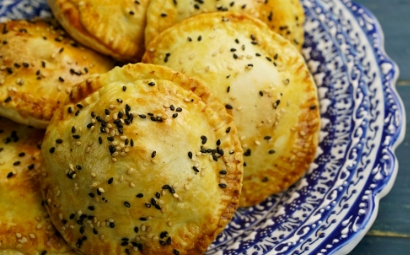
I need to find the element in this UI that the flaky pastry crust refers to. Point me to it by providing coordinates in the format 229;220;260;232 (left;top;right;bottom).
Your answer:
0;117;76;255
0;19;114;129
40;63;243;254
143;12;320;207
145;0;304;51
48;0;150;62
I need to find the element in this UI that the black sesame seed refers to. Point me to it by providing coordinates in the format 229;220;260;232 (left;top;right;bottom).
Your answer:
108;177;113;184
71;126;76;133
70;213;75;219
107;136;114;142
151;151;156;158
121;241;129;246
109;222;115;228
264;136;271;140
4;97;12;103
79;226;85;234
310;105;317;110
93;228;98;235
198;35;202;41
6;172;13;178
89;193;95;198
174;249;180;255
244;149;251;156
269;150;275;154
13;161;20;166
76;104;83;109
122;86;127;91
176;107;182;112
56;139;63;144
172;113;178;118
140;217;147;221
28;164;35;170
136;193;144;198
72;135;80;139
192;166;199;172
134;227;139;233
188;151;192;159
155;192;160;199
262;177;269;182
219;183;227;188
145;203;151;208
88;206;94;211
76;165;82;170
200;135;207;144
166;237;172;245
159;240;166;246
225;104;233;109
41;251;47;255
98;137;102;144
105;109;110;115
148;82;155;86
170;105;175;111
124;201;131;208
49;147;55;153
68;107;73;114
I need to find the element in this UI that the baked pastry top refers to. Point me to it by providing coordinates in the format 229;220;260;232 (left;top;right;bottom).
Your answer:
40;63;243;255
143;12;320;207
48;0;150;62
0;19;114;129
145;0;304;51
0;117;75;255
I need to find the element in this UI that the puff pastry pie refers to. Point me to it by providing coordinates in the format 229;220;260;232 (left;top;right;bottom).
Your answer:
0;117;75;255
145;0;304;51
143;12;320;207
0;19;114;129
40;63;243;254
48;0;150;62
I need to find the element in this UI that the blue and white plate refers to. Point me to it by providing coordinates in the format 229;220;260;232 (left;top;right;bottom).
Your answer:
0;0;404;254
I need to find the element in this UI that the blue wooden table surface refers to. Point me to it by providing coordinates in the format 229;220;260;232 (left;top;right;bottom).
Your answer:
348;0;410;254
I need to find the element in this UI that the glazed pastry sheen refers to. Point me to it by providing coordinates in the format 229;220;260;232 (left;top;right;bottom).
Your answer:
40;63;243;255
0;117;75;255
143;12;320;207
48;0;150;61
145;0;305;51
0;19;114;128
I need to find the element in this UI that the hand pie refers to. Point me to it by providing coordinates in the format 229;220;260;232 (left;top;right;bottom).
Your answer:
47;0;150;62
143;12;320;207
145;0;304;50
0;19;114;129
0;117;75;255
40;63;243;255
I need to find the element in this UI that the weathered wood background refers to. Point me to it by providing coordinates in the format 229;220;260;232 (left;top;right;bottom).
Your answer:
350;0;410;254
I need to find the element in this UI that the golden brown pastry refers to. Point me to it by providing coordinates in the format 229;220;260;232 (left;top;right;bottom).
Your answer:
40;63;243;255
0;19;114;129
47;0;150;62
145;0;304;51
143;12;320;207
0;117;76;255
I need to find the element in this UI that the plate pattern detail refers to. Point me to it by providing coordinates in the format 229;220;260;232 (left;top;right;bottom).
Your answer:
0;1;403;255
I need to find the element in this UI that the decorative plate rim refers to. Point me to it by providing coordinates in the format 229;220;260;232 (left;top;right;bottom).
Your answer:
0;1;405;255
333;1;405;254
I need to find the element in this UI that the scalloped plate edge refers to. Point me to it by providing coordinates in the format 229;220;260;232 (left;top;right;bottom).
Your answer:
332;2;406;254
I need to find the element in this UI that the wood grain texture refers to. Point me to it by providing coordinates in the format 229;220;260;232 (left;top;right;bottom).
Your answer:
349;1;410;253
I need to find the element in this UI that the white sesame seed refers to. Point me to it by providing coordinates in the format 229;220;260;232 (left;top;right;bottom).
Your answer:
76;141;81;146
167;222;173;227
29;234;36;239
91;173;96;178
98;187;105;193
36;223;42;229
15;233;22;238
130;183;135;188
112;158;117;162
120;136;127;140
128;168;135;174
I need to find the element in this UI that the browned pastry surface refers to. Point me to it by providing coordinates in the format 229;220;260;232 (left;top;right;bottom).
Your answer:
143;12;320;207
40;63;243;254
48;0;150;61
0;117;76;255
0;19;114;128
145;0;304;51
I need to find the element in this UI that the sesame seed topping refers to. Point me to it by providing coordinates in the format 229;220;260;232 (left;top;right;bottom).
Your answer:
219;183;227;188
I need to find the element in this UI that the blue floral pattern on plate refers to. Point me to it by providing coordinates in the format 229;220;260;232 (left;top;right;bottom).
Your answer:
0;0;404;254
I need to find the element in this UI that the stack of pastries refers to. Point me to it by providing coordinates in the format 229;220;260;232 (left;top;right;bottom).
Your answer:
0;0;320;254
